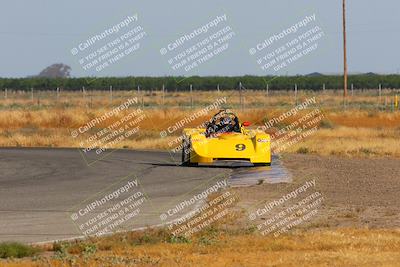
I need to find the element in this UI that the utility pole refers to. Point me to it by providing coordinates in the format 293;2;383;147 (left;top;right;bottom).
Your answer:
343;0;348;100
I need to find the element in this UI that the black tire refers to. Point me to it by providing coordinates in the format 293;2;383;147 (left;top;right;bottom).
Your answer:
253;162;271;167
181;139;189;166
181;138;198;167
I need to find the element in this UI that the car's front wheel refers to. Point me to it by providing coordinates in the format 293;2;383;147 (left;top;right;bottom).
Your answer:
253;162;271;167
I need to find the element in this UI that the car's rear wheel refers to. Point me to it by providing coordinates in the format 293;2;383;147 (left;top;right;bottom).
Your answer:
181;138;197;167
181;138;190;166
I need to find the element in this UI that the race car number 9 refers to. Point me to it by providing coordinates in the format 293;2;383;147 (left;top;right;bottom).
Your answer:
235;144;246;151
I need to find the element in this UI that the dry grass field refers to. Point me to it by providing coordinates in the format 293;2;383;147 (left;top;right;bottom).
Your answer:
2;228;400;267
0;89;399;157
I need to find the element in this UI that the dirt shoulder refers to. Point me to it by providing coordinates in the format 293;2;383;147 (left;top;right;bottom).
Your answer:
234;154;400;229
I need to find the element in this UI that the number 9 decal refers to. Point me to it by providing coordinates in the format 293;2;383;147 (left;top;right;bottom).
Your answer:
235;144;246;151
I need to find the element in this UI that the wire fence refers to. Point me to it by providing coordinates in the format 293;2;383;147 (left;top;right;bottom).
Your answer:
1;85;399;111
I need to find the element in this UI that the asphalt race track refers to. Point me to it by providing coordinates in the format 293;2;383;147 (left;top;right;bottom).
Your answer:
0;148;233;243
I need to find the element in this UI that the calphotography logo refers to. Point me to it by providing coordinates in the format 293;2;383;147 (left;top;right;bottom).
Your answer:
70;97;149;165
69;177;148;237
250;13;325;74
160;179;228;222
248;179;324;237
70;13;147;77
160;97;227;137
160;14;236;78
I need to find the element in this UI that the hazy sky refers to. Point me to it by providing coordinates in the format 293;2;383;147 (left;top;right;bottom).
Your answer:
0;0;398;77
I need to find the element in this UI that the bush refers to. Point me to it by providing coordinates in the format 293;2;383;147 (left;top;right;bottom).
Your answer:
168;235;191;244
0;242;40;258
297;147;310;154
319;119;335;129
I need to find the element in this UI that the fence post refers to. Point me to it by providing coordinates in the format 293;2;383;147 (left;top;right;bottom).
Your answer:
217;84;220;93
110;85;113;104
266;84;269;96
4;88;7;99
379;84;382;107
294;83;298;105
190;84;193;109
82;86;86;105
239;82;244;111
142;94;144;109
351;83;354;96
31;87;34;101
36;90;40;106
137;85;143;108
385;96;388;110
56;87;60;101
323;83;326;92
162;84;165;106
391;98;394;112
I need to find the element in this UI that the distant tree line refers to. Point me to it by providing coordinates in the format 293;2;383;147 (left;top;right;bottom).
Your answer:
1;75;400;91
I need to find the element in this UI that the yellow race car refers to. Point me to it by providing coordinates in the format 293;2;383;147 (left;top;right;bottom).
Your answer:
182;110;271;166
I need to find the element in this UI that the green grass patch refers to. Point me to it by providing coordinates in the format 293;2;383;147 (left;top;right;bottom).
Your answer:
0;242;40;259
